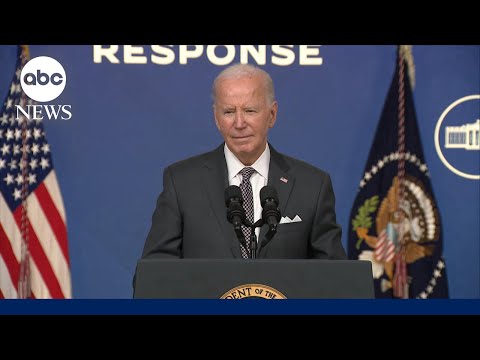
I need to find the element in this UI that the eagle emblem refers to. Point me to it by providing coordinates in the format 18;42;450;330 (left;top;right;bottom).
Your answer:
352;175;440;293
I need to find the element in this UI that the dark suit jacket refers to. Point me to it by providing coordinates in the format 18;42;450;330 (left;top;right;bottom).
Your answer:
141;143;346;259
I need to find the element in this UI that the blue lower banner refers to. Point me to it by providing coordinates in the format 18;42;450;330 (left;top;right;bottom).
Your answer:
0;299;479;315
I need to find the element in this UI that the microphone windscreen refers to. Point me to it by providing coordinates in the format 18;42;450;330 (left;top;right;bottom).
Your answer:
224;185;243;206
260;185;279;206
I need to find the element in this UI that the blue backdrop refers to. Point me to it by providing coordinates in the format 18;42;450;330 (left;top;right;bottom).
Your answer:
0;45;478;298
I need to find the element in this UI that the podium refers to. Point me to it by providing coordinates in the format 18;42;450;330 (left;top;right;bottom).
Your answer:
133;259;374;299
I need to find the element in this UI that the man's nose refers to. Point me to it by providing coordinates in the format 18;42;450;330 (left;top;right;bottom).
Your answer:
233;112;246;128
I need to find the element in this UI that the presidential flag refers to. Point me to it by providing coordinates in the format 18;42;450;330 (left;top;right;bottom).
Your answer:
0;45;71;298
348;46;449;298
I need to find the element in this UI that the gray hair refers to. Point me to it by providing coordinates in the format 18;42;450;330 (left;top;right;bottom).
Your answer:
211;63;275;105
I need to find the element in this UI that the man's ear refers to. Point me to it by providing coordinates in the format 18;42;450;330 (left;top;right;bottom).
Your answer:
213;105;220;130
268;101;278;128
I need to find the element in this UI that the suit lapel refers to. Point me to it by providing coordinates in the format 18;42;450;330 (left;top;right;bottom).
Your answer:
258;144;295;251
202;144;243;258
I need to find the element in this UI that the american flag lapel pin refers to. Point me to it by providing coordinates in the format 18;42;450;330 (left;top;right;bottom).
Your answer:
280;177;288;184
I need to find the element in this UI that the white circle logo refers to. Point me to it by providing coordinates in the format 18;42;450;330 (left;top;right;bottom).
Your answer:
20;56;66;102
434;95;480;180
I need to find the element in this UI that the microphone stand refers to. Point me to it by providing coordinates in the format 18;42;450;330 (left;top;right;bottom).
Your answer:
244;219;264;259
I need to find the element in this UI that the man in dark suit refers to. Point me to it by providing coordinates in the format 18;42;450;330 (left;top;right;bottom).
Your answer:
141;63;346;260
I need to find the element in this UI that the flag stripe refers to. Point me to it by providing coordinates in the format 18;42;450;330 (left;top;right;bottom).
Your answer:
35;181;69;265
27;191;71;297
43;171;66;223
0;192;21;297
0;253;17;298
1;193;51;298
0;193;21;261
0;222;19;293
29;257;50;299
13;207;64;298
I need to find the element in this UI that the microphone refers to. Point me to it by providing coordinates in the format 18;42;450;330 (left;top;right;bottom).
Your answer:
260;185;281;235
224;185;246;242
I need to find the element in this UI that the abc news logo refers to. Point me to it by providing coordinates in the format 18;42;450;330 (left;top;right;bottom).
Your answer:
16;56;72;120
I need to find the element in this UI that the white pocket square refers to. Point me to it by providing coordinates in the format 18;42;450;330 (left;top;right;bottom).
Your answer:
279;215;302;224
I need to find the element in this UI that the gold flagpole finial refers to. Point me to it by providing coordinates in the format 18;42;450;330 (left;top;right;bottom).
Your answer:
20;45;30;60
399;45;415;89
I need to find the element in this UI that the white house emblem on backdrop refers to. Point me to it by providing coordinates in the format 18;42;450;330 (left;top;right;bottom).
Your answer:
434;95;480;180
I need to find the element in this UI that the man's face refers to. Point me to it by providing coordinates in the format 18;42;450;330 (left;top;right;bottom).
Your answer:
214;75;277;165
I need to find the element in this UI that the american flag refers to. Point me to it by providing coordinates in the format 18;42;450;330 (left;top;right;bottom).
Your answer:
0;45;71;299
